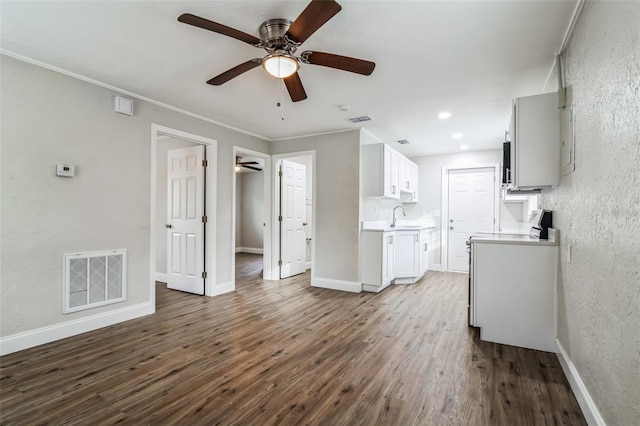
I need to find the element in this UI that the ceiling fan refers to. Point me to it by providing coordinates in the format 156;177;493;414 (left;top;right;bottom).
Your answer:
236;156;263;172
178;0;375;102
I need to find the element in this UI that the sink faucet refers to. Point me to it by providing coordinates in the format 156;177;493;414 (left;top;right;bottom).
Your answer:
391;205;406;227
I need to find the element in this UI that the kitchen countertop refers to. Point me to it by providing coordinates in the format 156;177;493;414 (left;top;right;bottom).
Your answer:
361;220;435;232
469;229;558;246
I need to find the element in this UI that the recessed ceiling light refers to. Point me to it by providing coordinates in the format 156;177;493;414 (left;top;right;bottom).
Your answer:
452;132;463;139
460;144;469;151
438;111;452;120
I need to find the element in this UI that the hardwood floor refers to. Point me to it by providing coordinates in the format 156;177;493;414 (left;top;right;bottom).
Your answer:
0;260;586;425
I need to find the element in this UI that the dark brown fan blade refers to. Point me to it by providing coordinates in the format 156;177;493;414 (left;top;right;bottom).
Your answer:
284;72;308;102
303;51;375;75
239;161;259;165
285;0;342;44
207;59;262;86
242;165;263;171
178;13;263;46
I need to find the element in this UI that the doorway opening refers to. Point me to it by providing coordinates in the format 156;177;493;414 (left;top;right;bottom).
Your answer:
272;151;315;280
232;147;271;289
150;124;217;306
441;164;499;273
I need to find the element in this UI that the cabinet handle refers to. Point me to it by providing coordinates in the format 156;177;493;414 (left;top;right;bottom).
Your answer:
389;235;394;244
406;181;410;189
424;243;428;252
391;185;396;194
415;234;419;242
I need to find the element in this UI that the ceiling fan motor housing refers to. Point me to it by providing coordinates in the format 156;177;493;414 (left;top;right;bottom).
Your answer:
259;19;297;52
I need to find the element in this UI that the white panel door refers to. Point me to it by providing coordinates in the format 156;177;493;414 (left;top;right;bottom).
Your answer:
167;146;205;294
280;159;306;278
448;167;495;272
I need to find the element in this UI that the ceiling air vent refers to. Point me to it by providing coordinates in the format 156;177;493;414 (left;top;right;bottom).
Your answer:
348;116;372;123
397;139;410;145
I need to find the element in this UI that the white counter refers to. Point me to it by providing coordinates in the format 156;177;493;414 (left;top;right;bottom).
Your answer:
470;229;558;246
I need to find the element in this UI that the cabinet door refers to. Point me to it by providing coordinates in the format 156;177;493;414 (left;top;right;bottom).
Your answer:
395;231;420;278
419;234;429;275
384;146;400;199
382;233;395;284
409;162;419;201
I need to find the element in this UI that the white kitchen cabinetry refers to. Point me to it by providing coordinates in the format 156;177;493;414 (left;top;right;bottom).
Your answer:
394;230;420;284
509;92;560;190
361;230;395;292
470;239;557;352
362;143;418;201
419;229;429;275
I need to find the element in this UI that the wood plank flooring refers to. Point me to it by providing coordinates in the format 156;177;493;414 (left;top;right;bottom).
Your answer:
0;255;586;425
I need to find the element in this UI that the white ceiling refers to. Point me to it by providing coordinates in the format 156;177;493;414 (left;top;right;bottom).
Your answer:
1;1;578;156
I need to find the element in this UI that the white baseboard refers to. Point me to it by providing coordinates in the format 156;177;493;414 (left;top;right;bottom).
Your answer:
155;272;168;283
305;261;311;270
209;281;234;297
556;338;606;426
430;264;444;272
235;247;264;254
0;302;154;356
312;276;361;293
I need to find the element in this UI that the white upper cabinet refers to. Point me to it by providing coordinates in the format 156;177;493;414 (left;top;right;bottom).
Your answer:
509;92;560;190
362;143;418;202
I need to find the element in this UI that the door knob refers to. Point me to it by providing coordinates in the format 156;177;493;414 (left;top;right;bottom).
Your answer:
165;224;172;229
449;226;454;230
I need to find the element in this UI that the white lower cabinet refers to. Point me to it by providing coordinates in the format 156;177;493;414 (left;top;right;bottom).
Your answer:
361;228;431;292
361;230;395;292
394;230;420;284
471;241;557;352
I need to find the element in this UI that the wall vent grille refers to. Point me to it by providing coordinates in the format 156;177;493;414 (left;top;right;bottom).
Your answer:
63;250;127;314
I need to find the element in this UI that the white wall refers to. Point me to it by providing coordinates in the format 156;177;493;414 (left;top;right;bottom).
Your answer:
239;171;264;250
156;137;200;277
405;149;501;268
270;131;360;286
541;2;640;424
0;56;269;342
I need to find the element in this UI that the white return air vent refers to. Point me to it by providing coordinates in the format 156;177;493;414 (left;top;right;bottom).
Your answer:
63;250;127;314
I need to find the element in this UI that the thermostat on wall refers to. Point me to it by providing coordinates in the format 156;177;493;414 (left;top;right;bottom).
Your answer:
56;164;75;177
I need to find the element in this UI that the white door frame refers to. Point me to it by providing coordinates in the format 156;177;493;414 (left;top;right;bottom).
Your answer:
150;124;217;303
231;146;273;284
441;163;500;272
271;151;316;281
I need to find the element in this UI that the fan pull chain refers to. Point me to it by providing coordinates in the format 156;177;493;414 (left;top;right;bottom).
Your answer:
279;79;285;121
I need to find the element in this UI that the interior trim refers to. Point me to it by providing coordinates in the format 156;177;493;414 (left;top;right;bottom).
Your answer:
311;276;361;293
556;338;606;426
0;302;154;356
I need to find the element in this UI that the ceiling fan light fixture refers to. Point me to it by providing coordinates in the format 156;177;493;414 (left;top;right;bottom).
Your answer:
262;53;299;78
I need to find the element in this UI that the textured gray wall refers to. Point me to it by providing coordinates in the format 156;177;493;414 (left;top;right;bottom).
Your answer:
1;56;269;336
541;2;640;424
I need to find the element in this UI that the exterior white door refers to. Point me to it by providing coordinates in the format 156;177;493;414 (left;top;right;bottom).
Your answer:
280;159;306;278
167;146;205;294
447;167;495;272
